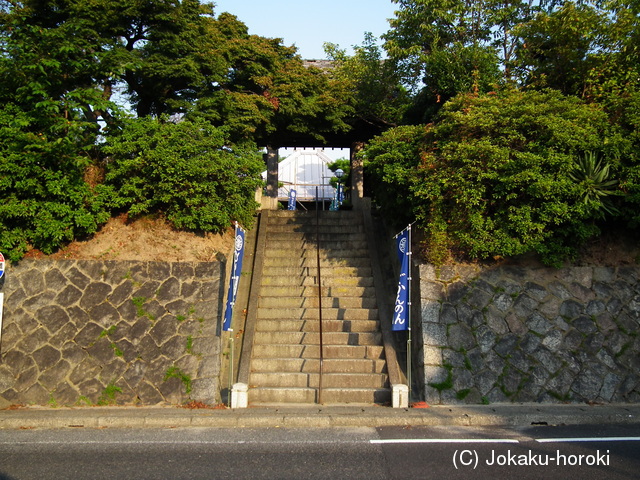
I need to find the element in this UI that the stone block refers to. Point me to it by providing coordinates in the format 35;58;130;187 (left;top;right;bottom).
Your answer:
424;366;450;385
475;325;496;354
137;335;161;362
0;365;15;393
192;377;218;405
466;287;492;310
527;312;553;335
109;281;134;308
61;341;87;366
423;346;443;365
132;280;160;300
66;267;91;290
70;357;101;384
447;324;476;350
541;329;563;351
532;347;563;375
38;359;71;390
74;322;105;348
161;335;187;359
2;349;35;376
539;296;562;319
172;263;195;278
599;372;621;402
49;325;77;353
157;277;181;301
475;370;499;396
137;381;164;405
87;337;118;364
44;268;67;291
548;281;572;300
524;281;548;301
14;366;38;393
23;382;50;404
55;285;82;307
88;302;120;328
23;291;56;312
123;360;147;389
99;358;128;384
447;282;469;303
572;316;597;334
32;345;61;371
420;302;441;325
21;269;45;297
571;368;603;401
149;315;179;346
181;281;201;300
493;333;519;358
493;293;513;312
79;282;113;310
504;313;527;335
197;355;220;378
148;262;171;281
420;281;444;301
513;294;539;318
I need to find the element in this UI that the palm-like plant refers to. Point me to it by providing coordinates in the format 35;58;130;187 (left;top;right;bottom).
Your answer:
569;151;620;218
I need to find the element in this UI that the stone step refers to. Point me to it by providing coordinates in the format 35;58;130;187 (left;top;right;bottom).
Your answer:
256;319;380;333
253;331;382;346
267;223;366;235
259;296;377;309
269;211;360;222
259;286;376;298
266;239;370;250
249;386;392;405
251;358;387;374
263;256;371;268
260;276;374;287
252;344;384;359
265;248;370;259
249;372;389;389
260;265;373;278
257;308;379;321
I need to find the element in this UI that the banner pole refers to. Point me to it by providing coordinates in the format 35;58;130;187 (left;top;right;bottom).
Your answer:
407;225;412;404
228;337;234;407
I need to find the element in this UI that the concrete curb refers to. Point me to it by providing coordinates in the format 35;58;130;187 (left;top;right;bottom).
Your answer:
1;404;640;430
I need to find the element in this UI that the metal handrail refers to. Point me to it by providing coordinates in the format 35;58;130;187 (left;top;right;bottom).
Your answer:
315;186;324;404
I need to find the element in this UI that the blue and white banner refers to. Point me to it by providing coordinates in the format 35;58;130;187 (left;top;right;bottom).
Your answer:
392;227;410;331
337;184;344;204
223;224;245;331
288;189;297;210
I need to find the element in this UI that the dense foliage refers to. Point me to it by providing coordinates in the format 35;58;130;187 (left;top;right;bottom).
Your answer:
359;0;640;265
0;0;351;259
101;117;264;232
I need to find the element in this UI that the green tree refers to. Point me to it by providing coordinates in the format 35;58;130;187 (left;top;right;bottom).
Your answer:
363;90;629;265
325;33;411;129
512;1;606;96
383;0;505;121
102;117;263;232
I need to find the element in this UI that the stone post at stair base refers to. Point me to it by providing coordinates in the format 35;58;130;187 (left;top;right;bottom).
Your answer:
392;384;409;408
231;382;248;408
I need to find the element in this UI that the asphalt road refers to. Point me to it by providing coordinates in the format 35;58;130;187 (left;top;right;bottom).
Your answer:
0;424;638;479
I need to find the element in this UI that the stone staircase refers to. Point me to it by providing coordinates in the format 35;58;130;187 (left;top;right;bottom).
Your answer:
248;210;391;405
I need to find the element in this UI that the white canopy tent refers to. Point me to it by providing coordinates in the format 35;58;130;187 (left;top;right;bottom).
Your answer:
262;148;337;201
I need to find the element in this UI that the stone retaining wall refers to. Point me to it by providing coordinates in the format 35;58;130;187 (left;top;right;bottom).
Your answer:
0;259;224;407
418;264;640;404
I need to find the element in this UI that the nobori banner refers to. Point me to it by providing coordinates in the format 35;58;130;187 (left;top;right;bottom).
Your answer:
392;227;410;331
0;252;4;280
223;225;246;331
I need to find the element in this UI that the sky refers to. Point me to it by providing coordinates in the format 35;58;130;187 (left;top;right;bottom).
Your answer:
211;0;398;60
